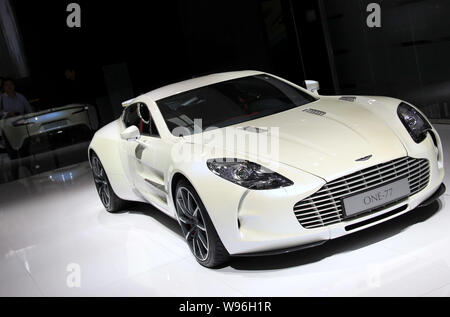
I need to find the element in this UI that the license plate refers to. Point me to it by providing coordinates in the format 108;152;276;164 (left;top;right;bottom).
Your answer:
343;178;410;218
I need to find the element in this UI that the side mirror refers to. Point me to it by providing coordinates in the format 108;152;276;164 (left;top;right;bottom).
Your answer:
305;80;320;95
121;126;140;141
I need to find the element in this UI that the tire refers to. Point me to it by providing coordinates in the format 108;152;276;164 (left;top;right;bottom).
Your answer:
175;180;230;268
90;153;127;213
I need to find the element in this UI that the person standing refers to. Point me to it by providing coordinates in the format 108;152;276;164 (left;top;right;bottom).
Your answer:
1;78;32;117
60;68;88;105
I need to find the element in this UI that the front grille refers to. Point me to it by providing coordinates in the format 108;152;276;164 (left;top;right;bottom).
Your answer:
294;157;430;229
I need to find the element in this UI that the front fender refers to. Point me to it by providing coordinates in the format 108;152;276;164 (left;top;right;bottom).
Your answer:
169;152;325;255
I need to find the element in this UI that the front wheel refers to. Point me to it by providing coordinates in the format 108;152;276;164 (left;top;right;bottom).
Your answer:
90;153;127;213
175;180;230;268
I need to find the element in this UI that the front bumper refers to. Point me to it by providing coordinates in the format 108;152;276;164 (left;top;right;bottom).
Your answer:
203;132;445;256
418;183;446;207
234;183;445;257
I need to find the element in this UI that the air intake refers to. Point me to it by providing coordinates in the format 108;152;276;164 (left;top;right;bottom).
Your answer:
293;157;430;229
339;96;356;102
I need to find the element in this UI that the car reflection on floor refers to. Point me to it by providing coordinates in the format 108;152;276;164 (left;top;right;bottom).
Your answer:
0;141;90;184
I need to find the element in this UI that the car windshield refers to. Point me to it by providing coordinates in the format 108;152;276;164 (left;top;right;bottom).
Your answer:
156;74;317;136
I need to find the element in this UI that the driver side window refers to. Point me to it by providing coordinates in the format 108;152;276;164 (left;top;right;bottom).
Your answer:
123;103;160;137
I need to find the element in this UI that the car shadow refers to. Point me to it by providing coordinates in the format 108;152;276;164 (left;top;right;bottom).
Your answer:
125;202;183;237
125;199;442;271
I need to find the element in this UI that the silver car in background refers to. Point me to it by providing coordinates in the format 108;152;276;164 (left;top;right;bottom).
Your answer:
0;104;99;159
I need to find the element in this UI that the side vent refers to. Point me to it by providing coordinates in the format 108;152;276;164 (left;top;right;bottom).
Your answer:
239;127;268;133
339;96;357;102
302;109;326;116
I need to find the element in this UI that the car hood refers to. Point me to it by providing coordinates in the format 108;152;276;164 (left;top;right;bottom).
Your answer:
185;96;407;182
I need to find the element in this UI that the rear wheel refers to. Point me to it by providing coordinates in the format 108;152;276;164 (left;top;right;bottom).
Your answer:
175;180;230;268
90;153;127;213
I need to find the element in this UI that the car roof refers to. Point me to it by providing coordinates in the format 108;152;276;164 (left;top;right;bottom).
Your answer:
143;70;264;102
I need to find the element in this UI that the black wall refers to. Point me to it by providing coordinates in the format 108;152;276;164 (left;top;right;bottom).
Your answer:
8;0;450;122
323;0;450;119
10;0;311;124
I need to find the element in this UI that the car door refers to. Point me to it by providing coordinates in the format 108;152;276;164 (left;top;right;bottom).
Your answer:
120;103;141;186
125;102;171;212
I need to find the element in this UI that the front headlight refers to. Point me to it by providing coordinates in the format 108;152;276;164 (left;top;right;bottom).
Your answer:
397;102;431;143
207;159;294;190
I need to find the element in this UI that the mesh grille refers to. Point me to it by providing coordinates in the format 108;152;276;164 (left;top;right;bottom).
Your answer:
294;157;430;229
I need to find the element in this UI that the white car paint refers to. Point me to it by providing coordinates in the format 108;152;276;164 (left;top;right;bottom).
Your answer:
89;70;445;256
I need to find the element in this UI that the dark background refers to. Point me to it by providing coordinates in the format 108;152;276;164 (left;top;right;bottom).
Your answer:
7;0;317;125
1;0;450;182
4;0;450;123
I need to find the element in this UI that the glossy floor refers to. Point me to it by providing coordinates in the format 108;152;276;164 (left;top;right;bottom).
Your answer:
1;126;450;297
0;142;90;184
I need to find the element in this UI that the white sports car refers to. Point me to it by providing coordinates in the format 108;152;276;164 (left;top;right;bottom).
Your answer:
1;104;99;159
89;71;445;268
